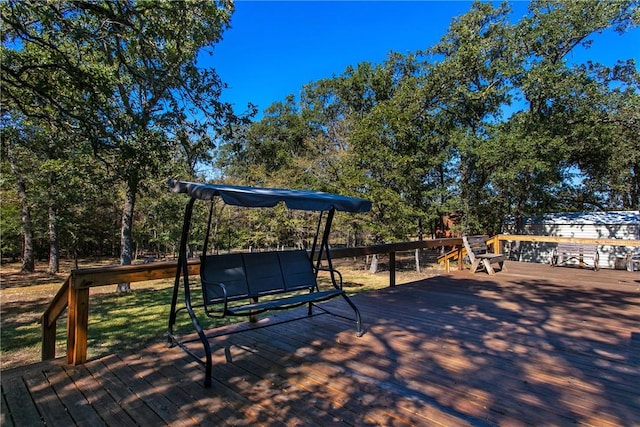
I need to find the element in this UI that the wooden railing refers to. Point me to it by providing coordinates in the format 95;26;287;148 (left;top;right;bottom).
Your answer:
328;238;462;286
41;234;639;365
41;260;200;364
437;247;467;272
489;234;640;248
434;234;640;272
40;238;462;365
487;234;640;267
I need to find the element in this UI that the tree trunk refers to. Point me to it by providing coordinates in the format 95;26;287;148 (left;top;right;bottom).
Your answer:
48;172;59;274
116;181;136;293
369;254;378;274
18;179;35;273
7;144;35;272
416;218;422;273
48;203;60;274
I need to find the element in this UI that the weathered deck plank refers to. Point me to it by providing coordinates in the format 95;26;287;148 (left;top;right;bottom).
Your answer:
2;262;638;426
1;375;41;426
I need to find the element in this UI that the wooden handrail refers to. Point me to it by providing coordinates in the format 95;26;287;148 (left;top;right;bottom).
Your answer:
436;247;466;272
71;259;200;289
494;234;640;247
40;260;201;364
327;238;462;259
41;234;640;366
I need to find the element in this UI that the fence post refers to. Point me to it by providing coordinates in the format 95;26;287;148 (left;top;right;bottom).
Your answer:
489;235;501;254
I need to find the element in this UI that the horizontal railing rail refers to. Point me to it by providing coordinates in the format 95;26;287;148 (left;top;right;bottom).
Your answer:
326;238;462;259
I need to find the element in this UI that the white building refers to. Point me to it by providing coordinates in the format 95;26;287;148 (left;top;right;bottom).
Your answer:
502;211;640;269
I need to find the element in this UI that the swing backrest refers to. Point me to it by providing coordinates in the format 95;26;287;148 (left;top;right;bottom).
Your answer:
200;250;317;306
200;253;247;303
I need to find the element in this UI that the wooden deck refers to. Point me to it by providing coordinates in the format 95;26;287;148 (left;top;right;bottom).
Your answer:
2;262;639;426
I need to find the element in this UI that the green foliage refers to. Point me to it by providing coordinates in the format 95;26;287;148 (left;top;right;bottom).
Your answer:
1;0;638;262
1;0;249;262
220;0;638;241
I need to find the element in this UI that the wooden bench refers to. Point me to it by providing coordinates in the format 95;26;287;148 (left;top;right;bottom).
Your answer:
551;243;599;271
463;235;505;275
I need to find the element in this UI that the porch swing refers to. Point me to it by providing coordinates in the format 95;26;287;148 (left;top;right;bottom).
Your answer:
166;179;371;387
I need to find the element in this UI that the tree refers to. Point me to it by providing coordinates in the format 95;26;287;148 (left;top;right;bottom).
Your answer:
2;1;246;290
1;118;36;272
424;2;517;234
5;0;636;265
425;0;639;232
499;0;640;221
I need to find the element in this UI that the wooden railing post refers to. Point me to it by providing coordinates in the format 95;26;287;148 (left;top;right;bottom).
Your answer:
42;317;57;361
42;318;56;360
487;235;501;254
389;251;396;287
67;276;90;365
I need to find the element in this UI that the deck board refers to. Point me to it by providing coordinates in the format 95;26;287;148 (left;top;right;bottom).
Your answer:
2;261;639;426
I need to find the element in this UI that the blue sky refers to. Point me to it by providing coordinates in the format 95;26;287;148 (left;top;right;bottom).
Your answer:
201;1;640;118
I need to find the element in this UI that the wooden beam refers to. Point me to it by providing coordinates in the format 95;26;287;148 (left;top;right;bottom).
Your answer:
486;235;501;254
437;246;467;272
328;238;463;259
67;281;89;365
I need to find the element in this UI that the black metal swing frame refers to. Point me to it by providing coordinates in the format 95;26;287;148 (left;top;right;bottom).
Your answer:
165;180;371;387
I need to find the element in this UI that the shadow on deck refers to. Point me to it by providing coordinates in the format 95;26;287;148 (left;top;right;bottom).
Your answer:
2;262;639;426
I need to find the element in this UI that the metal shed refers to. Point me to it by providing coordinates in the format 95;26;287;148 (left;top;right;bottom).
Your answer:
502;211;640;269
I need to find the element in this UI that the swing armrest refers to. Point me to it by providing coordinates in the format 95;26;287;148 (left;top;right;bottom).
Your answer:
202;281;229;317
316;266;343;290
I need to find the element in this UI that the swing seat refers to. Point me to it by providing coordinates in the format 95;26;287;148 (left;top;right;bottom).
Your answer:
201;250;355;319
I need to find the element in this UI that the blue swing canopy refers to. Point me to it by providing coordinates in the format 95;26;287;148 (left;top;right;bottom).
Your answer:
169;179;371;213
